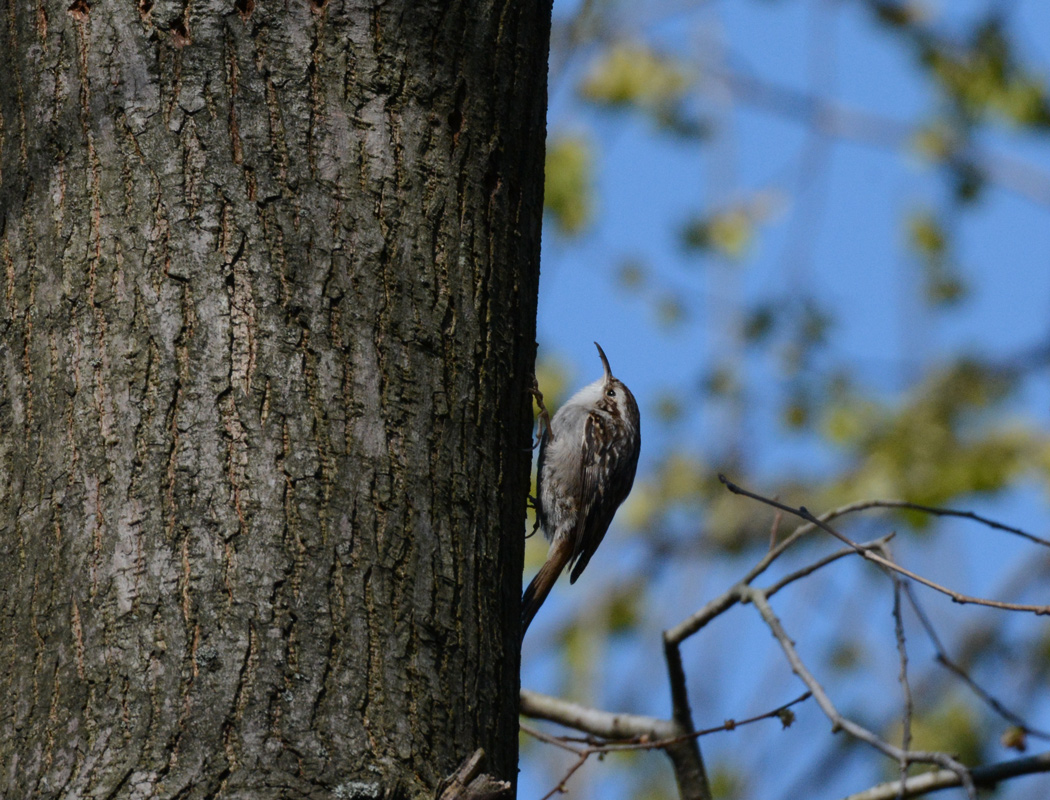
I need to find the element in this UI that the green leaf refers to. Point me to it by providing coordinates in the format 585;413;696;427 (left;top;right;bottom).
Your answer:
821;361;1041;509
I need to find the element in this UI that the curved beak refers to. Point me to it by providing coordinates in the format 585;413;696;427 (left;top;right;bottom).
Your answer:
594;342;613;382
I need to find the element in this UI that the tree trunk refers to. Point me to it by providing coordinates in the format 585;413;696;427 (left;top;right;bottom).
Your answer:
0;1;550;797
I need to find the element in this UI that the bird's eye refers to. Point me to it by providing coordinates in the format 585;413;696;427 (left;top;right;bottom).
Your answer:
606;389;616;397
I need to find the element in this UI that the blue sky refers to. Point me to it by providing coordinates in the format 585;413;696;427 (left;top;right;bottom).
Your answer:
522;1;1050;798
539;0;1050;473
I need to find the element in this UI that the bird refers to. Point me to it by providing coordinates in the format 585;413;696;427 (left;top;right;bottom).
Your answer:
522;342;641;637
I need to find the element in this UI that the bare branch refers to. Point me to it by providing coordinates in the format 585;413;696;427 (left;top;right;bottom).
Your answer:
741;586;977;797
520;690;812;752
524;476;1050;800
831;499;1050;549
893;578;914;795
669;527;896;645
840;750;1050;800
719;475;1050;615
764;535;896;599
520;690;676;742
662;637;711;800
768;508;784;550
519;722;583;754
902;583;1050;741
716;479;1048;547
521;686;811;800
667;506;893;644
665;582;749;644
436;749;511;800
519;696;683;800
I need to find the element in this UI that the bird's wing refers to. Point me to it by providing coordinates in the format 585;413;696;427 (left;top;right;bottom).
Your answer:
568;411;639;584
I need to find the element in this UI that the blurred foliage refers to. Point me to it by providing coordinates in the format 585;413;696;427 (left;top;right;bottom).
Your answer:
912;118;963;164
654;392;684;425
828;640;867;673
626;359;1050;554
907;209;968;306
682;207;755;260
545;134;593;235
581;42;689;109
580;41;704;135
605;581;644;634
870;4;1050;128
681;192;785;262
921;19;1050;128
533;354;572;416
868;0;927;30
709;762;747;800
1001;725;1028;753
617;258;648;289
633;783;677;800
528;1;1050;798
822;362;1050;510
655;294;688;328
886;698;986;770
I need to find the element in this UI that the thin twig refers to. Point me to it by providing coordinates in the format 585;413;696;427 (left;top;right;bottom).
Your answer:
520;719;596;800
668;506;894;644
901;583;1050;741
742;586;977;798
719;475;1050;616
764;534;896;599
892;577;913;800
519;721;584;754
768;507;784;550
843;499;1050;549
521;691;810;800
520;691;813;752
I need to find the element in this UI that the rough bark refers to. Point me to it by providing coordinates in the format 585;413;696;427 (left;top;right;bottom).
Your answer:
0;1;550;797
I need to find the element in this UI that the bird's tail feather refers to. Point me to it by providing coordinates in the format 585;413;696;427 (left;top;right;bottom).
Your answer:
521;539;572;639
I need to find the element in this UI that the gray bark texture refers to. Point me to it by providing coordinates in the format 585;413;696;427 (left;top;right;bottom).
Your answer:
0;0;550;797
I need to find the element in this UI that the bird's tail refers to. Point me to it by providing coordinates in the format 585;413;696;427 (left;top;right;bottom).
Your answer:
522;538;572;639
